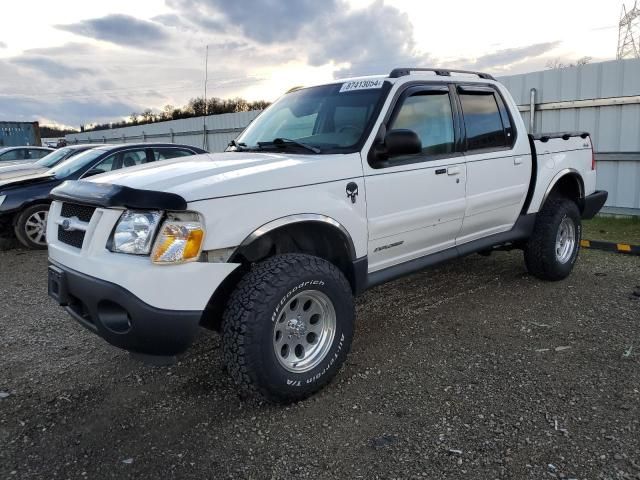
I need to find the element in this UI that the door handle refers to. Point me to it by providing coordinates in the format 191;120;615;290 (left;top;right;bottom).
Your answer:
447;166;461;176
514;157;523;165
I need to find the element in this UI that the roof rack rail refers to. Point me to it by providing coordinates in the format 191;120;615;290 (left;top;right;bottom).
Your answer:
389;68;496;81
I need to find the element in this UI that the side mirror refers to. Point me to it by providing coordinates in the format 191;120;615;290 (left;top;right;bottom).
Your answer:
384;129;422;156
83;169;105;178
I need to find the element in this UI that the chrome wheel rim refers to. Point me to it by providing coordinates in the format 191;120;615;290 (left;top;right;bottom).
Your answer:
273;289;336;373
555;216;576;264
24;210;48;246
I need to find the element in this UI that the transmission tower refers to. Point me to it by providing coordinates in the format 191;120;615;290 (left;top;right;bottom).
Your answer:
617;1;640;59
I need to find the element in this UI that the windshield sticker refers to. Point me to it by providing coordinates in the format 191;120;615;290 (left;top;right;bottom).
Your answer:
339;79;384;93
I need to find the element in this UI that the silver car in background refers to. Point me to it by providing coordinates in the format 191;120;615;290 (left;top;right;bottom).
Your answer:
0;145;102;184
0;146;54;167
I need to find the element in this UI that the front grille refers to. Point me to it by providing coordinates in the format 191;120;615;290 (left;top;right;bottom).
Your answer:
60;203;95;222
57;202;96;248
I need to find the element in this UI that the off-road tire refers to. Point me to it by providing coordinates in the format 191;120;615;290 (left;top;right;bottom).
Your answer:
222;254;355;403
524;196;581;281
14;204;50;250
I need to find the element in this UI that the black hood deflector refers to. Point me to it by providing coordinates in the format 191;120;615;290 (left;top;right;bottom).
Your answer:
50;181;187;211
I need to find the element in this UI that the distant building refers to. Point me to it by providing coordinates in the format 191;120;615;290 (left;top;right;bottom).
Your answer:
0;121;41;147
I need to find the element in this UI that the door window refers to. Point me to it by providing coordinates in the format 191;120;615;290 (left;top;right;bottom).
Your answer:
389;92;455;157
88;149;147;175
0;149;26;161
459;92;506;151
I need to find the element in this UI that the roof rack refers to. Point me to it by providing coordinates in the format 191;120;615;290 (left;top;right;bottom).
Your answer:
389;68;496;81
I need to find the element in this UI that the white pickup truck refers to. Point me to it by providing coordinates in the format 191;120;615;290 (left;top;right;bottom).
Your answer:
46;68;607;403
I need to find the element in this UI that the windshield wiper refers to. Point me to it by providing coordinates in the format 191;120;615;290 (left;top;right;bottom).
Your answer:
227;139;248;151
258;138;322;154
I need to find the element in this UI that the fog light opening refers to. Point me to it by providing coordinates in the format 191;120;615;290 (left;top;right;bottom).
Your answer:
97;300;132;334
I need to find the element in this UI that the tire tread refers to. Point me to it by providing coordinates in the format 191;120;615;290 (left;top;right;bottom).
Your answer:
524;196;581;281
222;253;353;403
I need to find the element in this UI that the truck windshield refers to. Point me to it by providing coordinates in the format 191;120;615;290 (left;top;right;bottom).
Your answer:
234;81;388;153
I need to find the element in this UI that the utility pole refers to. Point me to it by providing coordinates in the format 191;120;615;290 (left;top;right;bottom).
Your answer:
617;1;640;59
203;44;209;151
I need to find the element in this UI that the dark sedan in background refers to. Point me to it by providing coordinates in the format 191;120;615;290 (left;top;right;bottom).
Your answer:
0;143;206;249
0;144;103;183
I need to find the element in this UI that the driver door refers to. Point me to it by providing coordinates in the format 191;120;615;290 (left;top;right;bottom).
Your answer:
364;85;467;273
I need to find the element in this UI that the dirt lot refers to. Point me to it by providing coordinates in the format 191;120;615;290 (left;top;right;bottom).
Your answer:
1;248;639;480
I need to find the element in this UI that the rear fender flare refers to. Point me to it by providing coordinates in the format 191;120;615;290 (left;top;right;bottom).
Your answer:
540;169;584;207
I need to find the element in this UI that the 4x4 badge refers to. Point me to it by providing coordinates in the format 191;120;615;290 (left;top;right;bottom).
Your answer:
346;182;358;204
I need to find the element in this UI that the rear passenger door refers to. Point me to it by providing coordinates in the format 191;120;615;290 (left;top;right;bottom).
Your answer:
455;85;531;244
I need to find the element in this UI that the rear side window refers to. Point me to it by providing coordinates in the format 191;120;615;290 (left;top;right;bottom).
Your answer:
459;92;506;151
390;92;455;156
28;149;50;159
153;148;195;161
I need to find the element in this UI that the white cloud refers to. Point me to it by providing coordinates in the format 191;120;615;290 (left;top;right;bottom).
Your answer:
0;0;620;126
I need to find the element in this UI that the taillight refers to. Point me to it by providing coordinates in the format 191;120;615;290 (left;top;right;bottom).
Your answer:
591;147;596;170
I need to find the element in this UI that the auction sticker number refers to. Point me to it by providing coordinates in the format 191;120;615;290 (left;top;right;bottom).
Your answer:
339;79;384;93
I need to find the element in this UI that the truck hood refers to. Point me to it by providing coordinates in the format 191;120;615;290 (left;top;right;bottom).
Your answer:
89;151;363;201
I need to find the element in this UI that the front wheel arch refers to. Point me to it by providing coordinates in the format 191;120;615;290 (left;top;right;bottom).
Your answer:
201;220;362;332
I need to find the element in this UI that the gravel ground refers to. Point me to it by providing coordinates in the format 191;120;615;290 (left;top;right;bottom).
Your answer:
1;248;639;480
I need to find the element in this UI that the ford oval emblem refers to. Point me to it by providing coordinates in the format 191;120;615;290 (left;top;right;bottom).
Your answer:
61;219;71;231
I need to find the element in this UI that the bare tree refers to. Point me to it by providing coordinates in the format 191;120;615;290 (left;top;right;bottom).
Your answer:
141;109;155;123
82;96;271;133
546;56;592;69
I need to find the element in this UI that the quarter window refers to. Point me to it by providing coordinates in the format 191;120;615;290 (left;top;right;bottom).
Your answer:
389;92;455;157
459;92;506;151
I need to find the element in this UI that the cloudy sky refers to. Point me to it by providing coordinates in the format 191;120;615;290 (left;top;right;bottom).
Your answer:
0;0;623;128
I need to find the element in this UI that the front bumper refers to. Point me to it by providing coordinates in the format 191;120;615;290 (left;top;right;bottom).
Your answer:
581;190;608;219
48;262;202;355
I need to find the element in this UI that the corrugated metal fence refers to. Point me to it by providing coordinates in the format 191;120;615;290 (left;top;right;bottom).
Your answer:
499;58;640;214
67;58;640;214
67;110;261;153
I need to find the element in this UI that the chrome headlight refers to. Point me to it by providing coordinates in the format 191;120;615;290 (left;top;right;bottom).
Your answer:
151;212;205;265
110;210;163;255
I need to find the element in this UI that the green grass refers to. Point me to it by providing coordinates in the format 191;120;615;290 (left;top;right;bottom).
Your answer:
583;215;640;245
